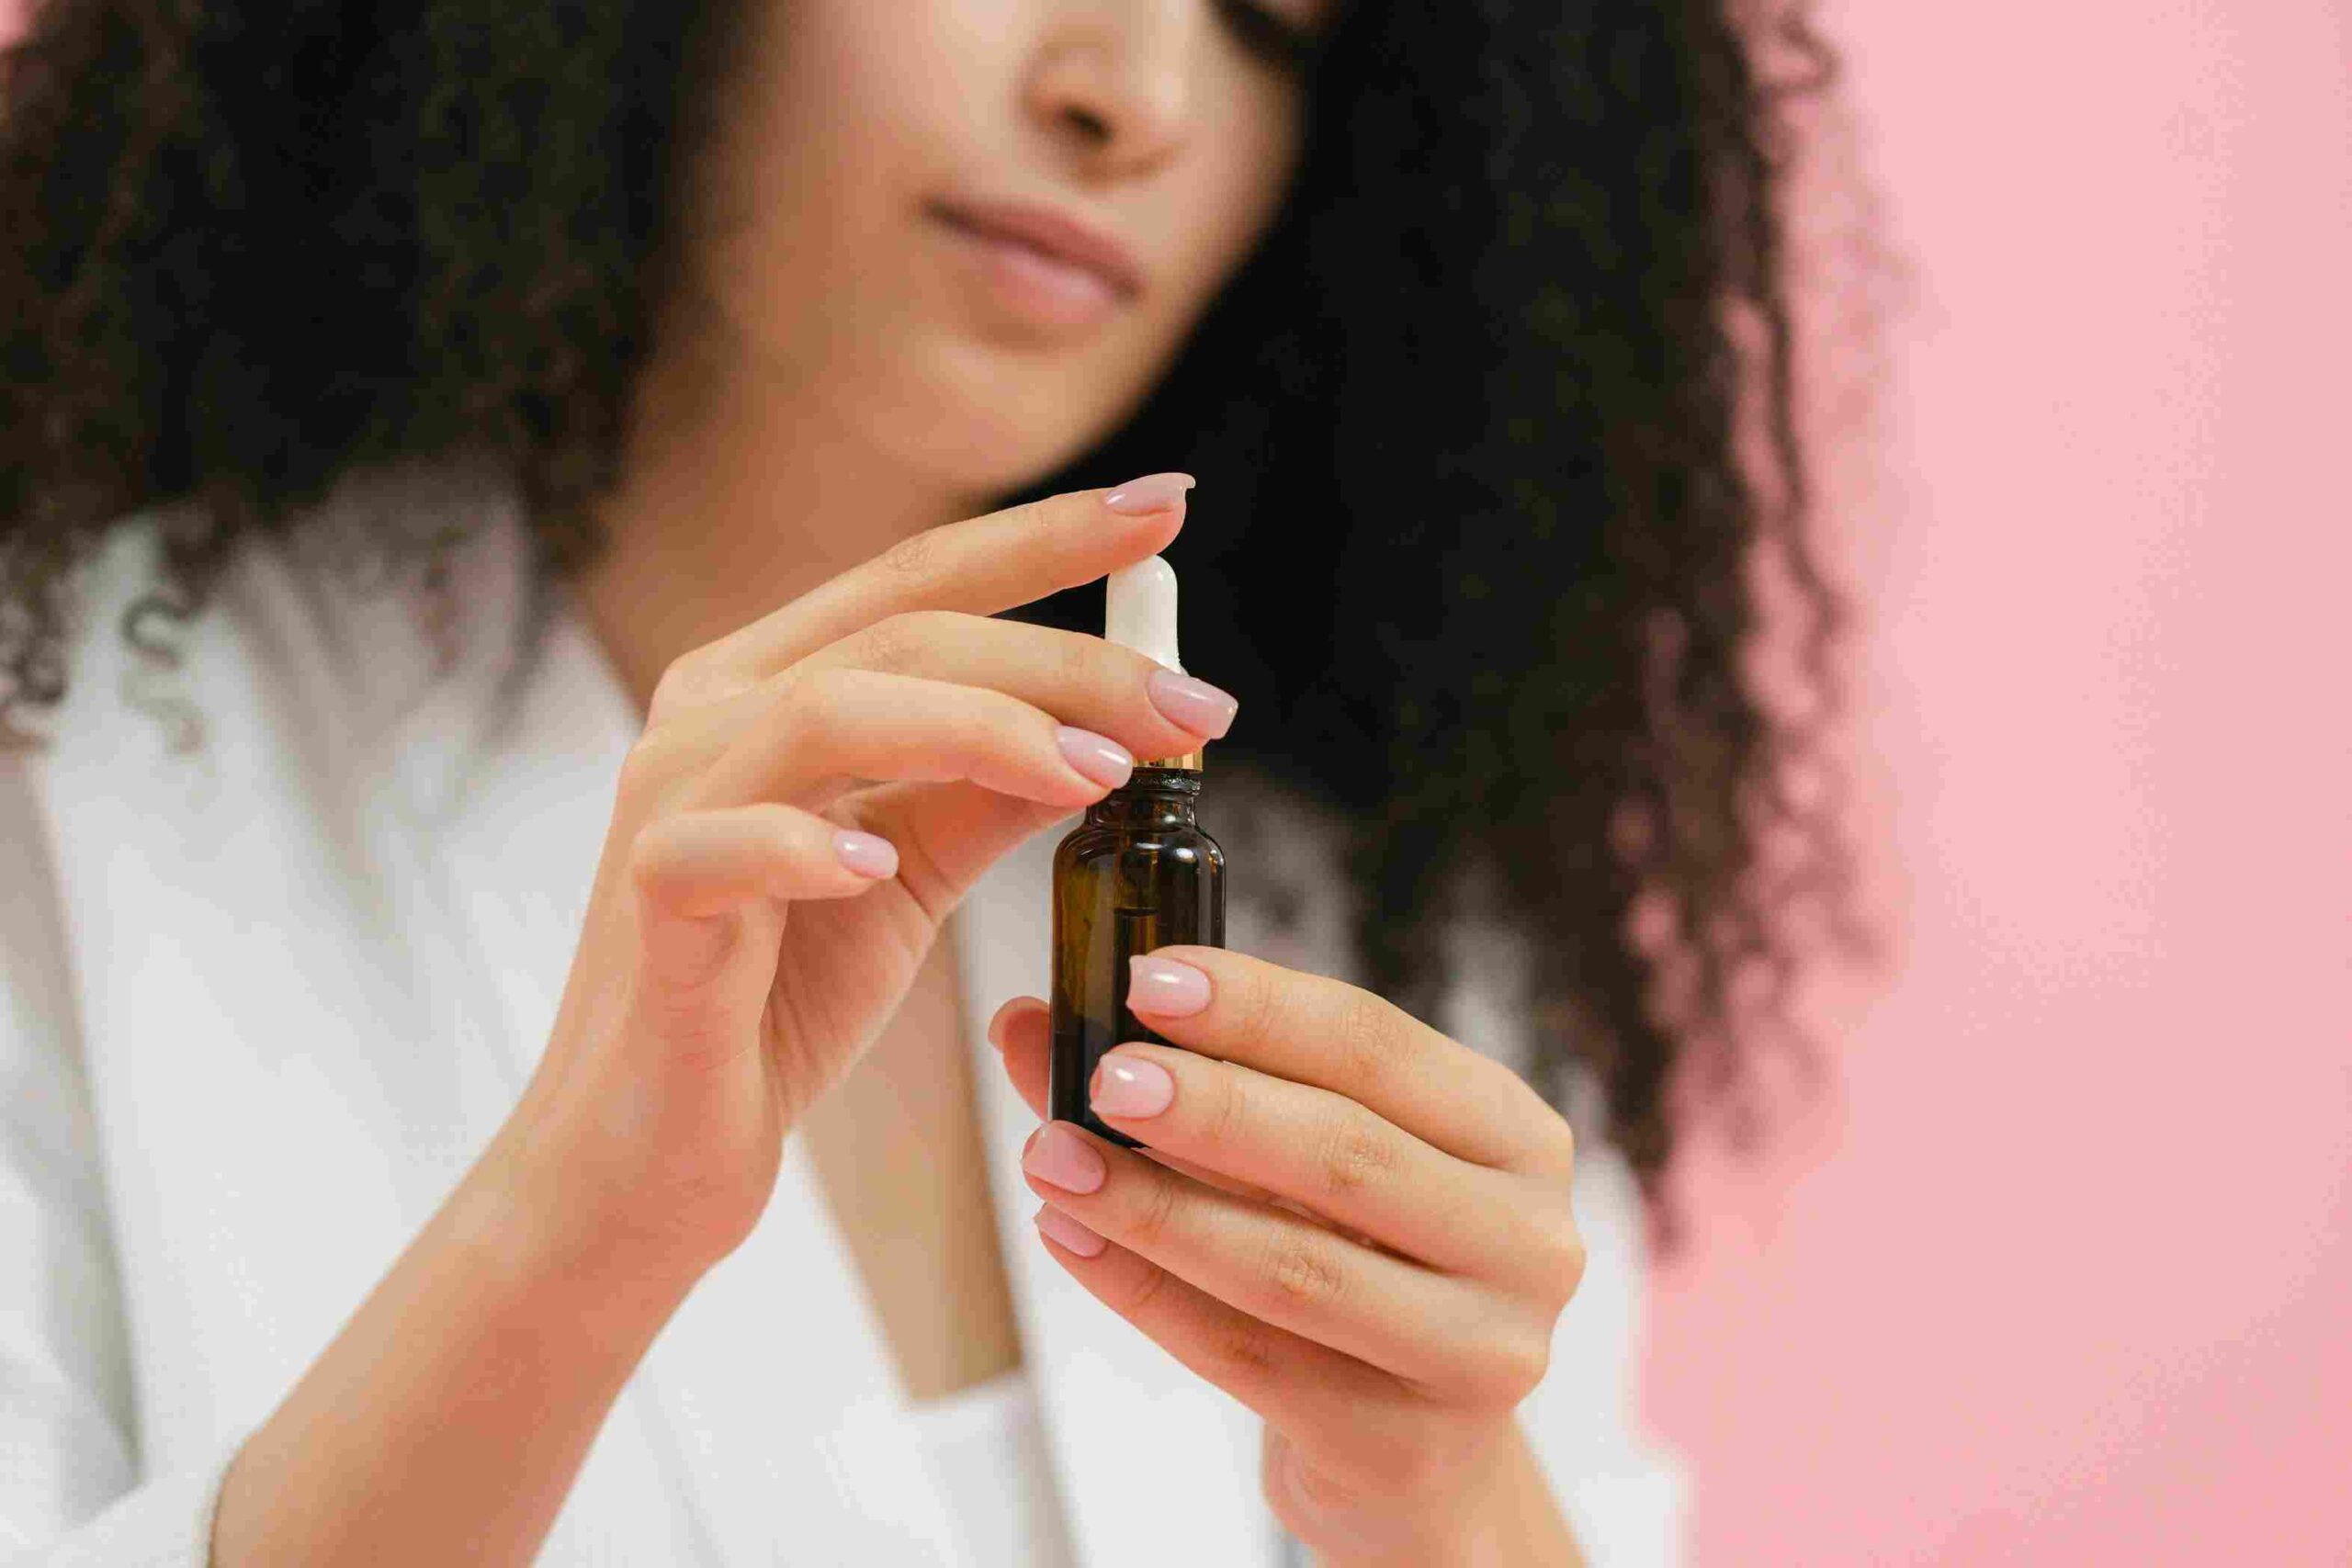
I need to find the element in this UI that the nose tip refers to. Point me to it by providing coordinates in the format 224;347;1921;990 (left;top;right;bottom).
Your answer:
1060;103;1114;144
1029;30;1192;173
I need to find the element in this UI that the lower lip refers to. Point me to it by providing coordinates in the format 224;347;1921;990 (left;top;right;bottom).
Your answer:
929;209;1128;331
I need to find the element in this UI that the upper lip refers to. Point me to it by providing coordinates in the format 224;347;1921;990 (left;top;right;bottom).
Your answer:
926;194;1148;299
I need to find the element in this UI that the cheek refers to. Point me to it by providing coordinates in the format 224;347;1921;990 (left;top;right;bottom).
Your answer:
1225;107;1306;249
697;0;991;310
1143;100;1304;332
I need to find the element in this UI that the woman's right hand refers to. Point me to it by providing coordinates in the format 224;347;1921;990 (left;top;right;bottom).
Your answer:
213;479;1231;1568
481;472;1236;1288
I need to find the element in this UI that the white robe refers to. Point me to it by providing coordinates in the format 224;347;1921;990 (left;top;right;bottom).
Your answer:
0;466;1684;1565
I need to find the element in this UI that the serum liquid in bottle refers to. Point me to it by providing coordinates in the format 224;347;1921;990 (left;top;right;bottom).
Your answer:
1049;554;1226;1151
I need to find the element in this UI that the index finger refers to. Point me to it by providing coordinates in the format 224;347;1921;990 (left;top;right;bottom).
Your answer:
699;473;1196;682
1122;946;1574;1179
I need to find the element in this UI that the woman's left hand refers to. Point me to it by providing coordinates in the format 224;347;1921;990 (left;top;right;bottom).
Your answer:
986;945;1587;1562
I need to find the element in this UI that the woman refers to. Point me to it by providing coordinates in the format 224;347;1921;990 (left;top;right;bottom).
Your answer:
0;0;1853;1563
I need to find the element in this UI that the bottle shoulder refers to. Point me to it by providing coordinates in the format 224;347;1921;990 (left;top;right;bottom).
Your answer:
1054;819;1225;864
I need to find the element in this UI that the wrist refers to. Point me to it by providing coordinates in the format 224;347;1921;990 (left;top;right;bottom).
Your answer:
451;1115;710;1336
1313;1425;1575;1568
212;1111;705;1566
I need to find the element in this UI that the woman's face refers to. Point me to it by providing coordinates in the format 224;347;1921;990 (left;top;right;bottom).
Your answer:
677;0;1335;497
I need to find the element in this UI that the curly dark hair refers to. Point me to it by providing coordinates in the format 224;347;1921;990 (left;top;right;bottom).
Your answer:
0;0;1876;1208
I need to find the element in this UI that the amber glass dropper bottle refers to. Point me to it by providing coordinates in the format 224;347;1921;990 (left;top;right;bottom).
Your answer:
1049;554;1226;1151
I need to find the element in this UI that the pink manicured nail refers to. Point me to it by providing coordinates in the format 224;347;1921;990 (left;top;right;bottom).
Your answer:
1146;668;1238;739
1127;954;1211;1016
831;829;898;878
1035;1204;1107;1258
1023;1121;1108;1194
1102;472;1197;515
1056;726;1135;790
1091;1053;1175;1118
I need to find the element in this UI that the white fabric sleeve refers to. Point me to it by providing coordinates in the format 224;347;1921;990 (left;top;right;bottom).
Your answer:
1514;1144;1688;1568
0;760;242;1566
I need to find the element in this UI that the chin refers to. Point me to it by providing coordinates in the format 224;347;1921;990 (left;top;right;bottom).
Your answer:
876;340;1131;500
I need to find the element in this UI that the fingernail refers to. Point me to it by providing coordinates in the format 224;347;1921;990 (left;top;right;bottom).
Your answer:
1035;1204;1107;1258
1023;1122;1108;1193
1146;668;1238;739
831;829;899;878
1127;954;1211;1016
1057;726;1135;790
987;998;1044;1051
1102;472;1196;515
1091;1053;1175;1118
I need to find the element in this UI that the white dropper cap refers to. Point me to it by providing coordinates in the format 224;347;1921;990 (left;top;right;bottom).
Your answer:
1104;553;1203;771
1105;554;1183;672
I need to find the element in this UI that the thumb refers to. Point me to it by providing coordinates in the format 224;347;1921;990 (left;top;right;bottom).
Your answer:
834;779;1078;920
625;802;892;1069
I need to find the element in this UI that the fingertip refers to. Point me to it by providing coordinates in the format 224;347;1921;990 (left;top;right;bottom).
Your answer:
986;995;1048;1050
1033;1202;1108;1258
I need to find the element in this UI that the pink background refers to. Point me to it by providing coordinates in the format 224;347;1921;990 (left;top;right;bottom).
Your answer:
1646;1;2352;1562
6;0;2346;1560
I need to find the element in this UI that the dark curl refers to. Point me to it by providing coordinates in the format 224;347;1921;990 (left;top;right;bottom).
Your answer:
0;0;1875;1210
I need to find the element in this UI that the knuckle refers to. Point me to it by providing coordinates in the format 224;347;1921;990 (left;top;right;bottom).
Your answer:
1315;1111;1396;1202
1113;1248;1175;1321
875;525;943;583
616;737;679;805
1230;971;1289;1056
1128;1168;1184;1250
1510;1078;1578;1179
1197;1066;1250;1152
1467;1326;1553;1406
1056;628;1102;689
849;614;916;674
646;653;755;723
1206;1314;1284;1391
1332;988;1408;1092
619;738;663;784
646;655;708;720
1544;1212;1589;1305
781;665;859;733
625;820;680;899
1511;1330;1555;1398
855;608;968;674
1255;1228;1347;1315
